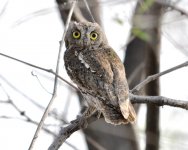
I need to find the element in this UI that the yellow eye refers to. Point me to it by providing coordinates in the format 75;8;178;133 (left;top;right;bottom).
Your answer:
90;32;98;40
72;31;81;39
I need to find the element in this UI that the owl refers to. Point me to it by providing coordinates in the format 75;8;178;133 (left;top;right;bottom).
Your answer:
64;21;136;125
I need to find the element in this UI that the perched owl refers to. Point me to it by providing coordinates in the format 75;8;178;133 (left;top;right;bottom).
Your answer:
64;21;136;125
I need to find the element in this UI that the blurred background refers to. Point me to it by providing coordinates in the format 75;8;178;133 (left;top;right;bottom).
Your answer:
0;0;188;149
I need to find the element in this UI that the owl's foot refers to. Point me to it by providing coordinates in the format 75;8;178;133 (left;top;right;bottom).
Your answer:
71;107;100;128
96;111;102;119
71;115;88;129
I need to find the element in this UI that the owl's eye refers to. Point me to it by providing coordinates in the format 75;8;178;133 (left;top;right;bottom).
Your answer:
72;31;81;39
90;32;98;40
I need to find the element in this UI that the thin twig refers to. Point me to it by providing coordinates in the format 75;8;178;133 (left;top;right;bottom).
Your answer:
86;135;107;150
0;0;9;17
31;71;52;95
162;31;188;57
12;7;56;27
0;83;74;148
82;0;95;22
0;52;78;91
0;74;45;109
0;97;53;135
131;61;188;94
156;0;188;17
0;75;67;123
128;62;145;85
0;100;78;150
28;1;77;149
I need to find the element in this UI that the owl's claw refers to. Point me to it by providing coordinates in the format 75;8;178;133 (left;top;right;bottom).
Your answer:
96;111;101;119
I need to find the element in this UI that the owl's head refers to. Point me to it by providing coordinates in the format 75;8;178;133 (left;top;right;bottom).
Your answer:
65;22;108;49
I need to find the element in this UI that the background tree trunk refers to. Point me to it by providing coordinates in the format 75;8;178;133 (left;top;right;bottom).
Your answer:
144;2;162;150
125;1;163;150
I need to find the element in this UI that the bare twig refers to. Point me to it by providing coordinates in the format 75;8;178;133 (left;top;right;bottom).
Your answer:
82;0;95;22
0;83;75;149
48;113;99;150
86;135;107;150
0;74;45;109
131;61;188;94
12;7;56;27
156;0;188;17
0;0;9;17
129;93;188;110
0;75;67;123
0;100;78;150
0;52;78;91
31;71;52;95
28;1;77;149
128;62;145;85
162;31;188;57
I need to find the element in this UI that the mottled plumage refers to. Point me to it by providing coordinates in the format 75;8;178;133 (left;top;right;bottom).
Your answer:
64;21;136;125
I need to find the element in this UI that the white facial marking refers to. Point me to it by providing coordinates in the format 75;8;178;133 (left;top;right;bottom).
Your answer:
75;51;78;56
78;53;90;69
91;70;96;73
67;66;72;72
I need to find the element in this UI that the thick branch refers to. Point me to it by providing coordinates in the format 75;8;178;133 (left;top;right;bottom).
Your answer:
48;93;188;150
48;113;98;150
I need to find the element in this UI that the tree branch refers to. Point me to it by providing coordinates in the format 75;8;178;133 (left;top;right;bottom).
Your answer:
48;92;188;150
0;100;78;150
156;0;188;17
129;93;188;110
48;113;99;150
28;1;77;149
131;61;188;94
0;52;78;91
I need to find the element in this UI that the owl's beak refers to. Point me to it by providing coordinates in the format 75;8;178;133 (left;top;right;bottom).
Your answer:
83;38;90;46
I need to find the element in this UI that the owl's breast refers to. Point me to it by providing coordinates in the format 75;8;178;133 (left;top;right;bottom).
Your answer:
64;48;96;90
64;47;124;106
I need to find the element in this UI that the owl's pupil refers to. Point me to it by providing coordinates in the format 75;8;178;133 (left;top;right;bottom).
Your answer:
75;32;79;36
92;34;96;38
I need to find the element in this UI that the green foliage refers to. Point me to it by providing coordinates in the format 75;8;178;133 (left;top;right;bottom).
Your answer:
139;0;154;13
112;15;124;25
132;28;150;41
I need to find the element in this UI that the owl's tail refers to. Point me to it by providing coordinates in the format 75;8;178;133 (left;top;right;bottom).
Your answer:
119;99;137;123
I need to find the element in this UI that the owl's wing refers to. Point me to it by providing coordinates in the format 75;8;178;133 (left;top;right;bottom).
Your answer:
104;47;136;123
82;47;136;123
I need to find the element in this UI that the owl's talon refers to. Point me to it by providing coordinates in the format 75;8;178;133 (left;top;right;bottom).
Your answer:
96;111;101;119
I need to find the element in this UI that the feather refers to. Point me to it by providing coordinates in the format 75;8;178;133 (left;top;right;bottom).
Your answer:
119;99;136;123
